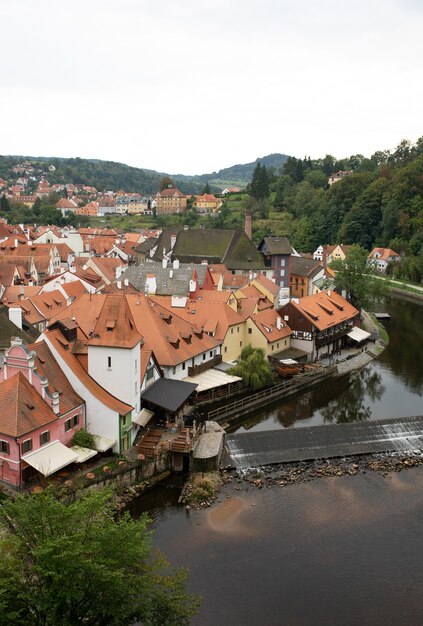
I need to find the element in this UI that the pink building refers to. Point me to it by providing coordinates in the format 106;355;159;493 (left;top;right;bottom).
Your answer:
0;337;86;487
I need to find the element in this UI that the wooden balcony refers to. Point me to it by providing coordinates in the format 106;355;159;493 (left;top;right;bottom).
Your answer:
188;354;222;377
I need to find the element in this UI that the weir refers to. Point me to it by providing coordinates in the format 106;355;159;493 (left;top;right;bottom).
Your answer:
222;416;423;470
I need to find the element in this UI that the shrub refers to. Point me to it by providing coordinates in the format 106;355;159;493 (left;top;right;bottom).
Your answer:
72;429;96;450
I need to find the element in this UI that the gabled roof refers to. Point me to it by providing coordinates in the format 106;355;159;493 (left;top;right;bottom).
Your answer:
171;229;265;270
157;188;186;198
122;262;209;296
151;296;244;342
28;340;84;414
249;309;292;343
0;371;58;437
369;247;400;261
87;295;143;349
258;236;294;255
0;306;39;348
290;256;324;277
252;273;280;296
281;290;359;331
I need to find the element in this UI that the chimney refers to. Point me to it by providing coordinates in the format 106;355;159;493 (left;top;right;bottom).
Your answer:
245;211;252;240
173;258;179;269
162;257;167;269
51;391;60;414
170;235;176;249
14;238;18;248
116;280;122;290
276;316;282;330
123;278;129;287
19;284;25;300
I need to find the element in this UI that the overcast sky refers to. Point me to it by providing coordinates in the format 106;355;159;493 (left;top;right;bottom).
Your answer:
1;0;422;175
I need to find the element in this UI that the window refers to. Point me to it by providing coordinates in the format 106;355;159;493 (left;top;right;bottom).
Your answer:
146;367;154;381
65;415;79;432
182;362;186;370
22;439;32;454
40;431;50;446
0;440;10;455
203;353;206;360
209;351;213;358
271;344;274;350
107;356;112;369
135;359;137;372
248;328;252;334
135;381;137;395
237;327;240;333
231;328;234;334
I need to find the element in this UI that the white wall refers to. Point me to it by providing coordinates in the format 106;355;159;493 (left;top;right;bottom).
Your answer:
161;346;221;381
88;343;141;413
41;335;121;451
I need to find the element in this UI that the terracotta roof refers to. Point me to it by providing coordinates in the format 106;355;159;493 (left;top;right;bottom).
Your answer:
283;290;358;331
369;248;400;261
250;309;292;343
2;285;41;303
54;242;74;262
11;291;68;325
157;188;186;198
252;274;280;296
44;329;133;415
28;340;84;414
61;281;88;299
0;372;57;437
48;293;105;338
87;295;143;349
151;296;244;342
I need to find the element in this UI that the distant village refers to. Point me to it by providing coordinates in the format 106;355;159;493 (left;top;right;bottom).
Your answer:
0;161;401;489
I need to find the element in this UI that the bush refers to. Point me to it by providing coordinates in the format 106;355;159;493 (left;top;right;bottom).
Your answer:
72;429;96;449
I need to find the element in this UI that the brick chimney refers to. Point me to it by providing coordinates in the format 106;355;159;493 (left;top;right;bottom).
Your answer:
245;211;252;240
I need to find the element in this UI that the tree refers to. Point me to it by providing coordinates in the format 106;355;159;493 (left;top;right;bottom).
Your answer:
159;176;174;191
330;244;390;310
250;162;269;200
202;182;210;194
229;345;274;390
0;489;200;626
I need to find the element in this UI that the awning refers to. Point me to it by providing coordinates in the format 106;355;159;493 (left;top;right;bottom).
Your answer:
182;369;242;393
347;327;371;343
22;441;79;476
70;445;98;463
142;378;197;412
132;408;155;427
93;435;117;452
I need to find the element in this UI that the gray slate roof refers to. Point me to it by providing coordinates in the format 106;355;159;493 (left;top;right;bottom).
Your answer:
258;236;294;255
121;262;209;296
290;256;323;277
142;378;197;412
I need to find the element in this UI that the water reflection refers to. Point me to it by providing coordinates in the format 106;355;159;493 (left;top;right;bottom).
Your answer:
321;368;385;423
378;296;423;395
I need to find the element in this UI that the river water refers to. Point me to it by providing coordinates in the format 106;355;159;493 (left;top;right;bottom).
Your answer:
130;297;423;626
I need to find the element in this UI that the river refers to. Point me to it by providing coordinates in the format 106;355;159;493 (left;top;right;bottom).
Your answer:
129;296;423;626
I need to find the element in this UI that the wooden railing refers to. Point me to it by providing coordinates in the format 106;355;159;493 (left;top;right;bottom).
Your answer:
188;354;222;377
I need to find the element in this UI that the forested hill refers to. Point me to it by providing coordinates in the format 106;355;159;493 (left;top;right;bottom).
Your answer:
0;153;289;194
172;153;290;187
262;138;423;257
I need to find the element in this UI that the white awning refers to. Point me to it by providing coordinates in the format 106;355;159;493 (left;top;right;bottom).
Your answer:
93;435;117;452
70;445;98;463
279;359;298;365
132;408;155;427
182;368;242;393
347;327;371;343
22;441;79;476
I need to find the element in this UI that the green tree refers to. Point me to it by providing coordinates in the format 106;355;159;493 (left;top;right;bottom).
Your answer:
202;182;210;194
159;176;174;191
250;162;269;200
330;244;390;310
0;489;200;626
229;345;274;390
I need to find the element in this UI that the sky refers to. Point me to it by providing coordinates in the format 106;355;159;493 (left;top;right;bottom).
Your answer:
1;0;422;175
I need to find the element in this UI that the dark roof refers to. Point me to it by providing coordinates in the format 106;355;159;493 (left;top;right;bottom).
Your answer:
0;306;39;350
142;378;197;412
134;237;158;254
258;236;293;255
122;262;208;296
151;230;181;262
290;256;323;277
171;229;265;270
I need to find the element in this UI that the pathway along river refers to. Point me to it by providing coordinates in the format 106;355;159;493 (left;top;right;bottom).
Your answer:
129;296;423;626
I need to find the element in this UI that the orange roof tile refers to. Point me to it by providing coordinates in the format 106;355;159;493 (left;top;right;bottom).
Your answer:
286;290;358;331
0;371;57;437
